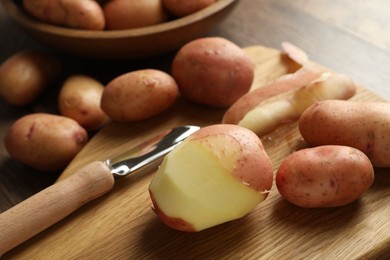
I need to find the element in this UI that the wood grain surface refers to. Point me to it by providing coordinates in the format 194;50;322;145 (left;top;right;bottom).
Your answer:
1;0;390;259
2;45;389;259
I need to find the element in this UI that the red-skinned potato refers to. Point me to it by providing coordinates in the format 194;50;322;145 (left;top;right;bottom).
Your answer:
59;75;109;131
299;100;390;167
104;0;167;30
162;0;216;17
276;145;374;208
149;124;273;232
101;69;179;122
0;51;62;106
4;113;88;172
171;37;254;107
23;0;105;30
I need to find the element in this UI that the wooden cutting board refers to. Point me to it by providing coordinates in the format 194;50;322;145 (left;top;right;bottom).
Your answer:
5;45;390;259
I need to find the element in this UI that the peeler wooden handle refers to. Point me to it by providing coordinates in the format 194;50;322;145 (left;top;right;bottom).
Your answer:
0;161;114;255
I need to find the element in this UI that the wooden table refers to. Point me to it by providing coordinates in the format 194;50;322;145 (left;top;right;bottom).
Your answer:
1;0;389;258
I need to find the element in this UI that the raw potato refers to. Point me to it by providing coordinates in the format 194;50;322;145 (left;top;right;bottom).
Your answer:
162;0;216;17
171;37;254;107
0;51;62;106
101;69;179;122
59;75;109;131
276;145;374;208
234;71;356;136
149;124;273;232
4;113;88;171
23;0;105;30
104;0;167;30
299;100;390;167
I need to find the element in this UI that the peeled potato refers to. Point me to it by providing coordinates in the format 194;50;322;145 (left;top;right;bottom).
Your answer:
4;113;88;171
149;124;273;232
59;75;109;131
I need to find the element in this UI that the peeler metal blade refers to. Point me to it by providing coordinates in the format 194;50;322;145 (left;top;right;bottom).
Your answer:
104;125;200;177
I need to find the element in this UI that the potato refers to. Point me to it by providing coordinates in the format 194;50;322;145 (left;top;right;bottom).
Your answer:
276;145;374;208
101;69;179;122
4;113;88;171
162;0;216;17
171;37;254;107
0;51;62;106
149;124;273;232
103;0;168;30
59;75;109;131
23;0;105;30
299;100;390;167
229;71;356;136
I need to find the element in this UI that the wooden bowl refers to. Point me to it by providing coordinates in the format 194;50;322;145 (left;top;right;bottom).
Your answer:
1;0;239;60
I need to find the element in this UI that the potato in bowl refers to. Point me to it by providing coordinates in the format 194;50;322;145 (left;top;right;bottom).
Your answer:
1;0;239;59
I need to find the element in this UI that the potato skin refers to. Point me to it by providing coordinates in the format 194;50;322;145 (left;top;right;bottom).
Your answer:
101;69;179;122
276;145;374;208
4;113;88;171
171;37;254;107
23;0;105;30
104;0;167;30
0;51;62;106
162;0;216;17
222;65;324;125
299;100;390;167
59;75;109;131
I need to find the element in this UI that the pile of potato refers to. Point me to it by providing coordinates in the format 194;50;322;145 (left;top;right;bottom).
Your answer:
0;51;106;171
22;0;217;31
0;37;253;172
